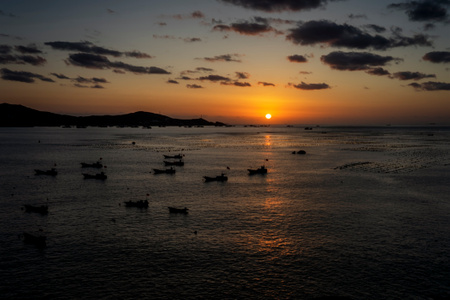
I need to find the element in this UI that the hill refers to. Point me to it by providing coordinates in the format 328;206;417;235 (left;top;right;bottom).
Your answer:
0;103;226;127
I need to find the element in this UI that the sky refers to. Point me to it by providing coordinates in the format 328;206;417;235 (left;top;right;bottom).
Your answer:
1;0;450;125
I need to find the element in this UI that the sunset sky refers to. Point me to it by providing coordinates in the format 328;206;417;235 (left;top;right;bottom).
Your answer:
1;0;449;125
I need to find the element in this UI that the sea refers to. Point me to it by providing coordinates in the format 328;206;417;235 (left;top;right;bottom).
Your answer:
0;125;449;300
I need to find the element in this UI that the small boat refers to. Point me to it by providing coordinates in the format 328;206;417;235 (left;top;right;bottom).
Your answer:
22;232;46;248
124;200;149;208
81;161;103;168
168;207;189;214
248;166;267;175
34;168;57;176
203;173;228;182
163;154;183;159
82;172;107;180
153;167;176;174
164;160;184;166
24;204;48;215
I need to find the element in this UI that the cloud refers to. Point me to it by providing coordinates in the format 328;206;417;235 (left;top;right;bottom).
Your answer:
198;74;231;82
287;54;308;63
221;81;251;87
51;73;70;79
187;84;203;88
388;0;450;22
391;71;435;80
0;45;12;54
45;41;122;57
0;10;18;17
200;54;242;62
289;82;330;90
73;76;109;84
66;53;170;74
365;67;391;76
321;51;401;71
348;14;367;19
258;81;275;86
423;51;450;63
1;68;54;83
167;79;179;84
14;44;42;54
124;51;153;59
286;20;432;50
363;24;387;33
409;81;450;91
235;71;249;79
213;19;276;35
184;37;202;42
0;54;46;66
218;0;338;12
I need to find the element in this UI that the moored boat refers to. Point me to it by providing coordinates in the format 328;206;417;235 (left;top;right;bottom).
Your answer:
22;232;46;248
203;173;228;182
168;207;189;214
81;161;103;168
124;200;149;208
248;166;267;175
163;154;183;159
153;167;176;174
24;204;48;215
34;168;57;176
83;172;107;180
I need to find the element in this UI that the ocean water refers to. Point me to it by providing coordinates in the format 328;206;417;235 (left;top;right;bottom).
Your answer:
0;126;449;299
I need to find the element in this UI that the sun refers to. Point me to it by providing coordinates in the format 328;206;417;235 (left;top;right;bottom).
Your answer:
265;113;272;120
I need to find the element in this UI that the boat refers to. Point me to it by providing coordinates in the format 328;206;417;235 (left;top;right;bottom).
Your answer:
82;172;107;180
22;232;46;248
248;166;267;175
153;167;176;174
164;160;184;166
163;154;183;159
168;207;189;214
34;168;57;176
124;200;149;208
24;204;48;215
81;161;103;168
203;173;228;182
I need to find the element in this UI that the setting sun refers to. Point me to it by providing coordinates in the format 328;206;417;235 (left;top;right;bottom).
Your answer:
265;114;272;120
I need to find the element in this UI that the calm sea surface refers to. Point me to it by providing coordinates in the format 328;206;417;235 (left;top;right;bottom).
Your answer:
1;126;449;299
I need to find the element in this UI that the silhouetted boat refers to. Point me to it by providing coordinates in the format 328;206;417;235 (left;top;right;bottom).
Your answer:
34;168;57;176
24;204;48;215
81;161;103;168
153;167;176;174
248;166;267;175
163;154;183;159
203;173;228;182
82;172;107;180
292;150;306;155
22;232;46;248
168;207;189;214
124;200;149;208
164;160;184;166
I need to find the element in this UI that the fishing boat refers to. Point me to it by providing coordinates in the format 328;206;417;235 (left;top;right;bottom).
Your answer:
22;232;46;248
82;172;107;180
24;204;48;215
80;161;103;168
248;166;267;175
124;200;149;208
153;167;176;174
34;168;57;176
163;154;183;159
203;173;228;182
168;207;189;214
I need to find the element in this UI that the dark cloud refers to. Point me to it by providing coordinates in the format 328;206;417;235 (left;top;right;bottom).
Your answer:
299;71;312;74
0;33;23;40
184;37;202;42
286;20;432;50
0;10;18;17
51;73;70;79
45;41;122;57
1;68;54;83
218;0;338;12
213;19;276;35
172;10;205;20
125;51;153;59
348;14;367;19
66;53;170;74
200;54;242;62
423;51;450;63
187;84;203;88
221;81;251;87
391;71;435;80
287;54;308;63
198;74;231;82
321;51;401;71
153;34;176;39
363;24;387;33
258;81;275;86
73;76;109;84
15;44;42;54
179;76;192;80
409;81;450;91
0;54;46;66
235;72;249;79
388;0;450;22
0;45;12;54
289;82;330;90
365;67;391;76
167;79;179;84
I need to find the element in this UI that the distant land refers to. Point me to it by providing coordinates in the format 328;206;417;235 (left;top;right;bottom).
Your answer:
0;103;227;127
